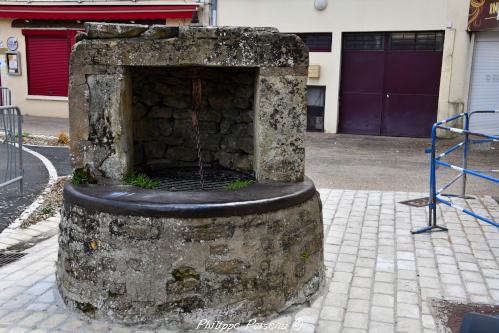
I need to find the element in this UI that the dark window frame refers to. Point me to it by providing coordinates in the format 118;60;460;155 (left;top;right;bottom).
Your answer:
294;32;332;52
390;31;444;51
306;85;326;132
343;32;385;51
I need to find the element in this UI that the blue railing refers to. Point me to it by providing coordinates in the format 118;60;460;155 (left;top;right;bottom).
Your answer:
412;111;499;234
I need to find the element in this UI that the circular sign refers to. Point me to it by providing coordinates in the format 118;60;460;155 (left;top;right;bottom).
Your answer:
7;37;18;51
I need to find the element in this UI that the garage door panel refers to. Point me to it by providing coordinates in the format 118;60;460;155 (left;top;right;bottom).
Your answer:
339;31;443;137
339;93;383;135
341;51;385;93
382;94;438;137
384;52;443;95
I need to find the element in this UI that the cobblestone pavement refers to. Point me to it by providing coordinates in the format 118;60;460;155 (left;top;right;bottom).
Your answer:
0;189;498;333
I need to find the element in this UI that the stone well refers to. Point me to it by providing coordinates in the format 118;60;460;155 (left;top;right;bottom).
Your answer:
57;22;324;329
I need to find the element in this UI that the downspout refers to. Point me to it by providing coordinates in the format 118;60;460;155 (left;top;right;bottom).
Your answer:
211;0;218;26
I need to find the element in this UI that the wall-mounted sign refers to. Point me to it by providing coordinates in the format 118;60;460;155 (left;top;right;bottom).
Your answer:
7;37;18;51
468;0;499;31
308;65;321;79
6;52;21;75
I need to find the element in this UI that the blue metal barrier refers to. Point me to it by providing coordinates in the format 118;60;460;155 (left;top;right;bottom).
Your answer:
412;111;499;234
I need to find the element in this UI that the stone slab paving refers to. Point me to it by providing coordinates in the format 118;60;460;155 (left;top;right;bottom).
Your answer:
0;214;60;251
0;189;498;333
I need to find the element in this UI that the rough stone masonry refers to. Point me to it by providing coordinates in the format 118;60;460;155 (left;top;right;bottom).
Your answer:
58;22;324;330
132;66;255;173
68;22;309;182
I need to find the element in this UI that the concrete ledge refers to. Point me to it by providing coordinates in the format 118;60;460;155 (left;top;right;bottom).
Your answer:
26;95;69;102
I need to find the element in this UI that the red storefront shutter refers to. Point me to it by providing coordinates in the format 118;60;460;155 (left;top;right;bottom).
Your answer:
23;30;71;97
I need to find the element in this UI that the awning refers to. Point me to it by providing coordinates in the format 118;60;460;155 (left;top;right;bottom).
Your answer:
0;5;198;21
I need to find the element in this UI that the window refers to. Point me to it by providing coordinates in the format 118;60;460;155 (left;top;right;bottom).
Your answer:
343;33;384;50
295;33;332;52
22;29;79;97
307;86;325;132
390;31;444;51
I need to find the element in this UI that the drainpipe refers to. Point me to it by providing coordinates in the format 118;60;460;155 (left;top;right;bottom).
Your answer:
211;0;218;26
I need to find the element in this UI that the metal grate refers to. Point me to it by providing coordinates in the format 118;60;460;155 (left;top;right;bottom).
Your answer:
0;251;26;268
399;197;431;207
150;168;255;192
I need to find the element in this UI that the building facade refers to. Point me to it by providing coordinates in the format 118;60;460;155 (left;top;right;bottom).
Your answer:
1;0;498;138
218;0;498;137
0;0;209;118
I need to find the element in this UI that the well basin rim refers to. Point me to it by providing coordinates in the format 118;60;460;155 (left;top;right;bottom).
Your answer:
63;177;317;218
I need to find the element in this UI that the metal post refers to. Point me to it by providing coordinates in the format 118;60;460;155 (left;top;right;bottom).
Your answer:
412;123;448;234
462;113;469;197
0;105;23;194
17;111;23;194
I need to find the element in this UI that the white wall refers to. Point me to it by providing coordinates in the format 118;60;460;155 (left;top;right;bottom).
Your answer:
218;0;472;133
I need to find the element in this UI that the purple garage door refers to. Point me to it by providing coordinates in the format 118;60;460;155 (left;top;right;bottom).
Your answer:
339;32;444;137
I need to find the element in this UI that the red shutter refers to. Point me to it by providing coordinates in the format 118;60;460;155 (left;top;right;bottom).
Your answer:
24;30;72;97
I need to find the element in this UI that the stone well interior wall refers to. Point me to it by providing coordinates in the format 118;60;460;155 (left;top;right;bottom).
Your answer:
131;67;256;174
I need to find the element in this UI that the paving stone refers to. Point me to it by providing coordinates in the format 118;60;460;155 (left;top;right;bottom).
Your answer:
375;272;395;282
342;328;367;333
25;283;53;296
295;307;320;324
343;312;368;329
352;277;372;288
38;313;68;329
398;279;419;293
372;293;394;307
17;312;49;328
397;317;422;333
349;287;371;300
397;303;420;319
397;270;417;280
373;282;394;295
440;273;462;285
59;318;85;331
0;311;29;325
324;292;348;307
458;262;480;271
347;299;369;313
370;306;394;323
369;321;395;333
319;306;344;321
397;291;419;304
465;282;488;295
316;320;341;333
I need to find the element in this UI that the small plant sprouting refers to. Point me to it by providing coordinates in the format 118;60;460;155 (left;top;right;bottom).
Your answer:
300;251;310;263
57;132;70;145
72;169;96;185
40;204;54;215
15;131;31;138
224;179;255;190
123;172;161;189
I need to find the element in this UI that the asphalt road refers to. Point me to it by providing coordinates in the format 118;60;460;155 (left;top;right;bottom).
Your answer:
305;133;499;196
25;145;71;176
23;116;69;137
0;143;48;232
